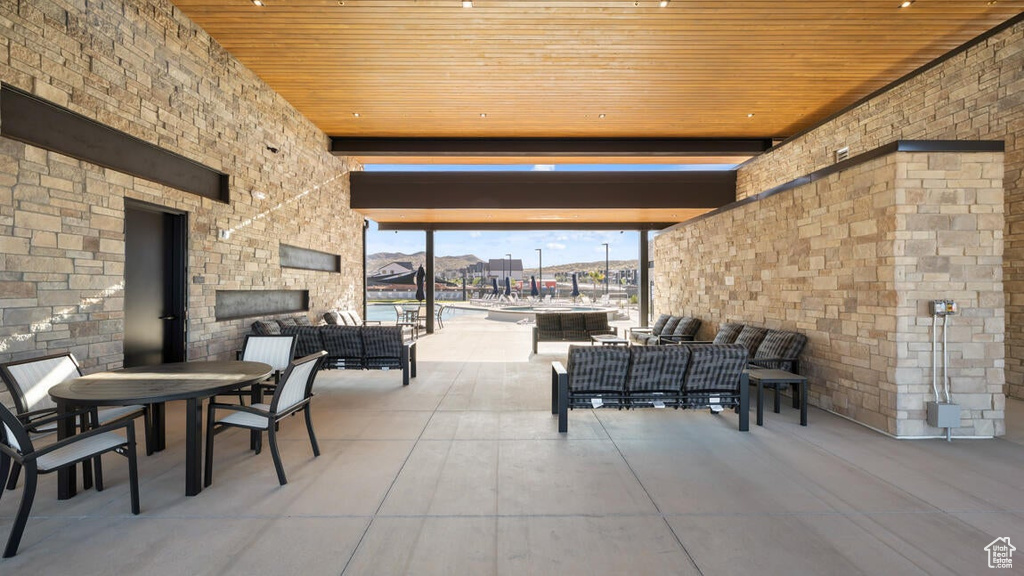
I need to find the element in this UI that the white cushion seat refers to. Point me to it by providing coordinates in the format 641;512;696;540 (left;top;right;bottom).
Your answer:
215;404;271;429
36;432;128;471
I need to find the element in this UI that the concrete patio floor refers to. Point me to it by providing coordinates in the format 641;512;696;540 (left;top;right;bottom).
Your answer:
2;312;1023;575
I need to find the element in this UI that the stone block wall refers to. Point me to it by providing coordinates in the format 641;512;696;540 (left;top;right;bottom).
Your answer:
0;0;363;372
735;19;1024;398
655;151;1004;437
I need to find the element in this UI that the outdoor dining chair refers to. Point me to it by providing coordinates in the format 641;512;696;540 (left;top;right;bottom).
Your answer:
238;334;297;402
0;353;150;490
204;351;327;486
0;402;140;557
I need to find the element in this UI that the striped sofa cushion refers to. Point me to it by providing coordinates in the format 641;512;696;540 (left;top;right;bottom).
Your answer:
712;323;744;344
536;313;562;340
559;313;588;341
323;327;368;358
281;326;324;357
566;345;630;393
362;326;403;357
626;345;691;393
659;316;683;337
252;320;282;335
650;314;671;335
754;330;807;372
680;343;748;393
733;325;768;356
323;311;343;325
670;317;701;340
583;312;610;333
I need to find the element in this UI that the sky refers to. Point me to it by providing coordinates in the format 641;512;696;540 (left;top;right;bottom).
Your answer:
363;163;737;267
367;225;641;268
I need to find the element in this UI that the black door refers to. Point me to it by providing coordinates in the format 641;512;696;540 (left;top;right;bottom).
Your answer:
124;201;187;367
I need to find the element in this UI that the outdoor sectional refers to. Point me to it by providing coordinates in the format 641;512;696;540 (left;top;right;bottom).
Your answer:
532;312;615;353
550;343;750;432
705;323;807;373
251;319;416;385
626;314;702;345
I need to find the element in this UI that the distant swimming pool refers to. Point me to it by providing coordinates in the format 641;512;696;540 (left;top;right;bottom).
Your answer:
487;305;614;322
365;302;477;323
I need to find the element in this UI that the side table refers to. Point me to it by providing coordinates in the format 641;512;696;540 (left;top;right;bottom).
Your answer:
590;334;629;346
746;368;808;426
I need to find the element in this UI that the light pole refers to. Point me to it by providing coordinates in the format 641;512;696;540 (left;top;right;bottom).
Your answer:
535;248;542;297
602;243;609;295
506;253;512;291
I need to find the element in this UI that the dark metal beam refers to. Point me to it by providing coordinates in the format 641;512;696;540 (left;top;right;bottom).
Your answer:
332;137;773;157
425;230;435;335
0;84;229;203
639;230;650;328
376;222;676;231
351;171;736;210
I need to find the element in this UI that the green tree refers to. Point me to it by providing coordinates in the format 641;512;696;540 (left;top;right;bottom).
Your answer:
588;270;605;297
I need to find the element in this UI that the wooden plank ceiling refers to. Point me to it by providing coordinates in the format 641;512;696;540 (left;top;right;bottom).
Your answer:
171;0;1022;140
170;0;1021;227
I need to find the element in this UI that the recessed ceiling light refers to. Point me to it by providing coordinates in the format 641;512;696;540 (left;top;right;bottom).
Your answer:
462;0;473;7
479;113;487;118
900;0;913;7
251;0;264;5
747;113;755;118
352;112;360;117
660;0;669;6
598;113;606;119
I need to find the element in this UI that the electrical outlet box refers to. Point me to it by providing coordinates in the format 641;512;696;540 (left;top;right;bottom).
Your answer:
927;401;961;429
931;299;959;316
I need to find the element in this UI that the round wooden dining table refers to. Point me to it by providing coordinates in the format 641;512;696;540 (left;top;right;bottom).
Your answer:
49;360;272;498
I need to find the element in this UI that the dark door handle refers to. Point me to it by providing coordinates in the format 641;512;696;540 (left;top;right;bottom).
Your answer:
159;315;177;320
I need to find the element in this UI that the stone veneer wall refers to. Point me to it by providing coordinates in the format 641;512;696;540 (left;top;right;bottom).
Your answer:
655;151;1004;437
736;18;1024;398
0;0;363;373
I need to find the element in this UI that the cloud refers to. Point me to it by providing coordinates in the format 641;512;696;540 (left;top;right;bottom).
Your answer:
532;164;556;171
469;231;482;238
547;242;566;250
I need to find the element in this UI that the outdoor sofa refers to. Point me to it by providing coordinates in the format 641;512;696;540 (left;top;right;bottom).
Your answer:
626;314;702;345
551;343;750;432
532;312;615;353
703;323;807;374
251;319;416;385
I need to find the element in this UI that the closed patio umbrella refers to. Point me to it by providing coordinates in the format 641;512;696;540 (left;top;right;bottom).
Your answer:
504;276;511;297
571;273;580;299
415;265;426;302
491;277;499;295
530;276;538;297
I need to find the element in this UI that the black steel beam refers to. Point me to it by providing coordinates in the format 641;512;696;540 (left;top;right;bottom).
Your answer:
639;230;650;328
0;84;229;203
351;171;736;210
376;222;677;231
332;137;772;157
425;230;435;335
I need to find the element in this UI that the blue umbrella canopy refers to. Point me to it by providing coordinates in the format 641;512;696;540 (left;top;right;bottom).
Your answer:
415;265;426;301
530;275;539;297
491;277;499;295
571;273;580;298
504;276;511;297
